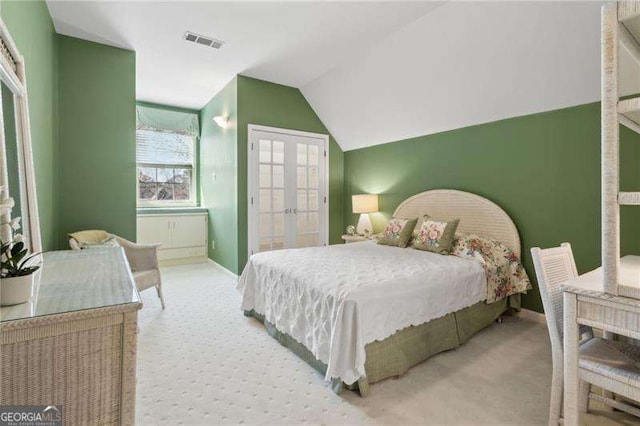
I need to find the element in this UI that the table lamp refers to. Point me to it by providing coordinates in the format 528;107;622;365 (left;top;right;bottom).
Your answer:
352;194;379;235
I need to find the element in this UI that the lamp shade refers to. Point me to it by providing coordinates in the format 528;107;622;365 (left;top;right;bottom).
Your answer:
352;194;379;214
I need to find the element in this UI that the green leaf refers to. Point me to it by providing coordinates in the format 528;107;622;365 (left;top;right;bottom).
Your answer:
10;242;24;257
16;266;38;276
11;249;27;265
16;253;41;271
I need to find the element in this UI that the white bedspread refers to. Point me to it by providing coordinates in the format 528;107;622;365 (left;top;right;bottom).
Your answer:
237;241;486;385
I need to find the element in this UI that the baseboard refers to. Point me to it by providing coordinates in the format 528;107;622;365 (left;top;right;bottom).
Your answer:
159;257;207;267
207;259;239;279
517;308;546;324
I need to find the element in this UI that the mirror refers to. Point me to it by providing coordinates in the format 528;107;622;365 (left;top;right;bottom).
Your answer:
0;18;41;253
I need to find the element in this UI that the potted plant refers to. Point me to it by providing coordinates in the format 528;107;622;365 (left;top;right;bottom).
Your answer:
1;216;40;306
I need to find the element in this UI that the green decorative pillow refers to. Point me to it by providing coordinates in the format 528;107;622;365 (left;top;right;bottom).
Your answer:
412;217;460;255
377;217;418;248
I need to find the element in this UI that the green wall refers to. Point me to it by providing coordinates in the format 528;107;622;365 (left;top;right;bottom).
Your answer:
1;0;58;251
344;102;640;313
199;75;344;274
57;35;136;245
236;76;344;270
200;77;239;273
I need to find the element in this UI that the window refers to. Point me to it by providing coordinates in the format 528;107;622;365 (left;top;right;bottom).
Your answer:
136;129;197;206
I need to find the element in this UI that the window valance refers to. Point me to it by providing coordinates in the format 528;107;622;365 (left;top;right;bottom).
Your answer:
136;105;200;137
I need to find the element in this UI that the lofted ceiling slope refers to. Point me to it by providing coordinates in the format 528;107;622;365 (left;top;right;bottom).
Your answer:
301;1;625;151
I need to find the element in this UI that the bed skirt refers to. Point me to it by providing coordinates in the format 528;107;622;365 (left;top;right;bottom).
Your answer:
244;294;519;397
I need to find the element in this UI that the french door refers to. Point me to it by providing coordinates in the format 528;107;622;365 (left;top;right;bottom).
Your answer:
248;125;328;255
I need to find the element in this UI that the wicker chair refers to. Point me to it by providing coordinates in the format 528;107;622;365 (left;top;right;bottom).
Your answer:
531;243;640;425
69;231;165;309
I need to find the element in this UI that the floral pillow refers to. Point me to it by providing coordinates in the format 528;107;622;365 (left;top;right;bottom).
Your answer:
377;217;418;247
412;217;460;255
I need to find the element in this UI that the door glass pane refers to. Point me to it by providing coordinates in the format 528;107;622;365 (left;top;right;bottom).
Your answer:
259;236;271;252
273;141;284;164
309;166;318;188
259;165;271;187
297;213;308;233
259;140;271;163
272;235;284;250
297;167;307;188
308;212;318;233
259;214;271;236
297;144;307;165
309;145;319;166
273;165;284;188
297;190;307;211
273;213;285;236
273;189;285;211
259;189;271;212
308;190;318;211
308;234;318;246
297;234;310;248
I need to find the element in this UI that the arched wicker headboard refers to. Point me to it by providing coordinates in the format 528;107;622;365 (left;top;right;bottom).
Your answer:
393;189;521;258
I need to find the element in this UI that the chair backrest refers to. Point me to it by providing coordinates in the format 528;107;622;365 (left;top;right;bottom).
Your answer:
531;243;579;351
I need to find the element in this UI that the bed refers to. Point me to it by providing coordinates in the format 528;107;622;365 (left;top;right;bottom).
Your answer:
238;189;530;396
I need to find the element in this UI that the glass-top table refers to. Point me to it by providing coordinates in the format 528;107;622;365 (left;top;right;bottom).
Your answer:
1;247;141;323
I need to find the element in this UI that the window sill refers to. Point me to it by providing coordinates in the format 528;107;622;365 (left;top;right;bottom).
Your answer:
137;207;207;215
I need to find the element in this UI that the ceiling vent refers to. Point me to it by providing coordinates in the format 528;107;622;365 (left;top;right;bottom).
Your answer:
183;31;224;49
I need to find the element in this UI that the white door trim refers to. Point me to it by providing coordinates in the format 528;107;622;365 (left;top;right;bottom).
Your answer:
247;124;330;258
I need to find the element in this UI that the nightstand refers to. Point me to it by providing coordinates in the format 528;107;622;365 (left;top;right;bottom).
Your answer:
341;234;369;244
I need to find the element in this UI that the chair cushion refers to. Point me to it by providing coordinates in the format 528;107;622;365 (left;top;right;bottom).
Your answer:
79;235;120;249
580;338;640;385
132;270;160;292
68;230;109;245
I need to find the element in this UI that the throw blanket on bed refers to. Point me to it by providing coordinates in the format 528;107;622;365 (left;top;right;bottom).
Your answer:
451;234;532;303
237;242;488;385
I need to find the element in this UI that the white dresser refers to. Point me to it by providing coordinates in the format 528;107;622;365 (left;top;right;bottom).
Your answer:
137;212;208;264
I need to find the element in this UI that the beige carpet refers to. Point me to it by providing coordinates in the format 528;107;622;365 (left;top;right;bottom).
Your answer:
135;262;639;425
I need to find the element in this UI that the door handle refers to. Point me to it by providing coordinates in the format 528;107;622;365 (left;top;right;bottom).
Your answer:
285;208;291;214
293;208;298;214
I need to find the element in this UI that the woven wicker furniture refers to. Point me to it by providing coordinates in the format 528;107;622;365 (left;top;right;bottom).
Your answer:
555;2;640;424
601;1;640;297
561;255;640;425
532;245;640;425
69;231;165;309
0;248;142;425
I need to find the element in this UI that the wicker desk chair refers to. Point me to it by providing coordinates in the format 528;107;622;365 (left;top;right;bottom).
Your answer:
531;243;640;425
69;230;165;309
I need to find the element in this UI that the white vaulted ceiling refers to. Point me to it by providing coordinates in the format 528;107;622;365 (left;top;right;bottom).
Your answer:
46;1;441;110
47;1;629;151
